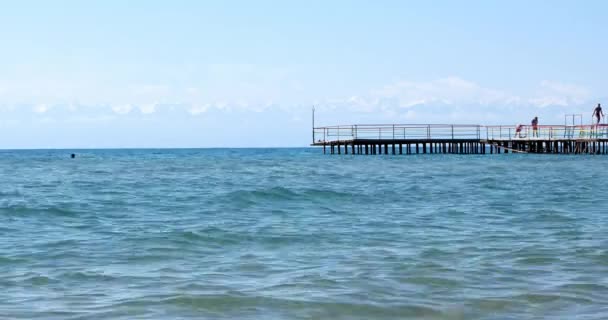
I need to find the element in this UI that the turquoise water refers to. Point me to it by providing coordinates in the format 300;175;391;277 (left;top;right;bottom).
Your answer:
1;148;608;319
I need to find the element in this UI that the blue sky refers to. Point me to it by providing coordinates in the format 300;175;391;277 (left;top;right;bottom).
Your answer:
0;0;606;148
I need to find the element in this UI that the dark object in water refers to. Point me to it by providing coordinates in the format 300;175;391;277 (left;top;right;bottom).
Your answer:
71;154;76;158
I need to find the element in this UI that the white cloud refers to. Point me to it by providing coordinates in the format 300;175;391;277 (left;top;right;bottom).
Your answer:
528;80;591;107
33;104;50;113
313;77;597;125
371;76;513;108
325;77;593;115
112;104;133;114
65;115;115;123
188;104;209;115
138;103;157;114
0;76;597;128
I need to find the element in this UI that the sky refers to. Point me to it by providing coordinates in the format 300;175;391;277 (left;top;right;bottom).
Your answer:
0;0;606;148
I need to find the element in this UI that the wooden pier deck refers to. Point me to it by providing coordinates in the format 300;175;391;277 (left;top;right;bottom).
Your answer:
312;124;608;155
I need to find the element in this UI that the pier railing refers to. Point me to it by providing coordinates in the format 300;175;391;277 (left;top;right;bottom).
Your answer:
485;125;608;140
313;124;481;143
313;124;608;143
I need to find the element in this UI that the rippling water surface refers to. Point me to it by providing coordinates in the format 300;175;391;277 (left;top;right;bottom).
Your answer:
1;148;608;319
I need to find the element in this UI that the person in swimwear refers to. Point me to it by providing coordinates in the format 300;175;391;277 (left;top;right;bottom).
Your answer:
531;117;539;137
514;124;523;138
593;103;604;125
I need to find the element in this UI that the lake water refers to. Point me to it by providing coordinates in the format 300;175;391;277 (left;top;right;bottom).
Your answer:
1;148;607;319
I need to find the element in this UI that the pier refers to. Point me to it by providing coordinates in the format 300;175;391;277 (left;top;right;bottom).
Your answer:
312;124;608;155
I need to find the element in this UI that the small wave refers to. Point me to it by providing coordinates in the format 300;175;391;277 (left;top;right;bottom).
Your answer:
534;211;578;223
467;297;520;312
0;226;17;233
58;271;119;282
6;272;58;286
122;227;249;250
299;188;358;200
219;187;362;209
21;274;57;286
400;276;462;288
557;282;608;293
515;255;561;266
157;228;324;249
0;203;81;217
123;254;174;264
168;227;241;246
230;187;299;202
0;255;27;265
512;292;593;304
419;248;456;259
590;250;608;265
0;189;23;197
43;239;81;248
153;294;445;317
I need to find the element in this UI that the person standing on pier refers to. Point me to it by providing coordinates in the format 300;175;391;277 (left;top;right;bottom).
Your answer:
593;103;604;125
515;124;523;138
531;116;539;137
